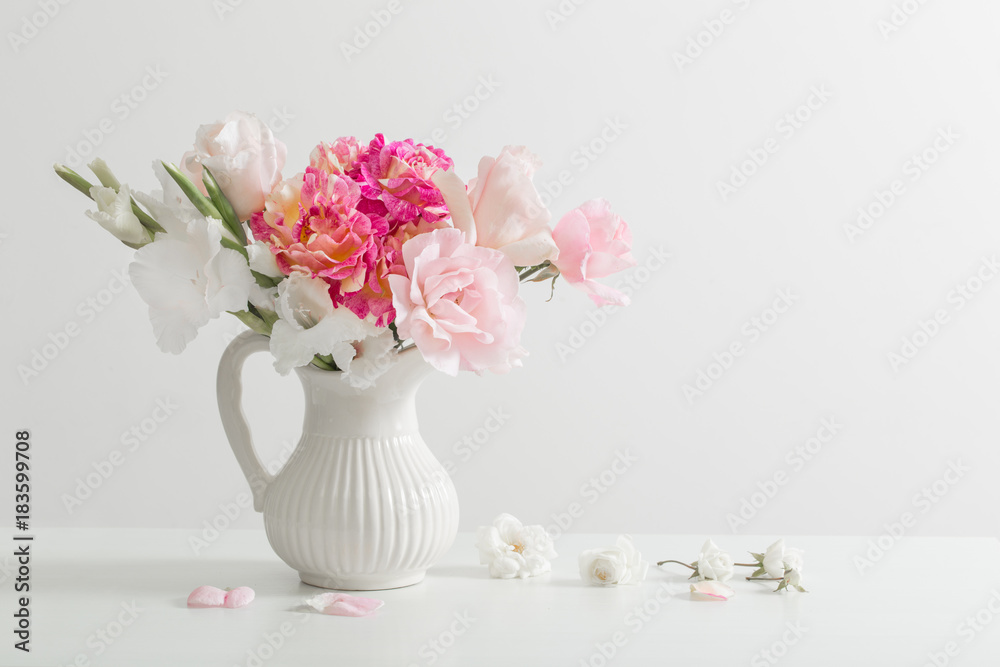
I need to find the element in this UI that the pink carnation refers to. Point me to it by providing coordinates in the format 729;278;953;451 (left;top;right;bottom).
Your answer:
249;166;386;296
250;136;459;326
359;134;453;229
551;199;636;306
310;137;363;176
387;228;526;376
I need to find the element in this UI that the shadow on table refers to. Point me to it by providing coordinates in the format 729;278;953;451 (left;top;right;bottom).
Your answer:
425;565;487;580
44;557;300;607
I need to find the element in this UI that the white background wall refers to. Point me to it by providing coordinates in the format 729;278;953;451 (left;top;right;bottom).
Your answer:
3;0;999;542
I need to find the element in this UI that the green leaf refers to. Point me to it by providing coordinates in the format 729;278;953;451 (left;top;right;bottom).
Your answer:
545;275;558;302
54;164;96;199
251;270;282;289
257;307;279;329
131;199;165;234
220;236;249;259
229;310;272;336
160;161;222;221
388;321;404;348
202;165;246;244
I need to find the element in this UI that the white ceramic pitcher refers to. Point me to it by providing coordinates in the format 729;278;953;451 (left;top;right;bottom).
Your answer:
217;330;459;590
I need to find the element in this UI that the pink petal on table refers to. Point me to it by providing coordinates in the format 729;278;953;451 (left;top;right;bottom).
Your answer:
306;592;384;617
690;581;734;601
187;585;227;608
223;586;256;608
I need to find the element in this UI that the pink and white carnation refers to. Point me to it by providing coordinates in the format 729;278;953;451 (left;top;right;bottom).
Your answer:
249;167;399;324
310;137;363;176
388;228;526;376
551;198;636;306
250;137;457;327
357;134;454;229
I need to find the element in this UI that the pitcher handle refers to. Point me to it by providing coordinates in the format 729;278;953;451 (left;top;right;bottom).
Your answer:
217;330;274;512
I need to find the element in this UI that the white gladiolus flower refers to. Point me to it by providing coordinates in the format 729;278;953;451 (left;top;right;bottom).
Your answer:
129;213;254;354
88;158;121;189
86;184;148;245
475;513;557;579
247;240;283;279
331;328;398;390
579;535;649;586
245;240;283;312
269;272;395;385
696;539;734;582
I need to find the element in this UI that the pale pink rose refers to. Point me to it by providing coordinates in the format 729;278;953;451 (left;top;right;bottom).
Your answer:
551;199;636;306
434;146;557;267
387;228;526;376
180;111;286;221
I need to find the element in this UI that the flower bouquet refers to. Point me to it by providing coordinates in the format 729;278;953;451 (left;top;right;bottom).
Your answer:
52;111;637;589
54;110;636;383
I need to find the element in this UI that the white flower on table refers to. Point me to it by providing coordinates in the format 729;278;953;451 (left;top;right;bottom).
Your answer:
696;539;734;582
475;513;557;579
579;535;649;586
781;568;805;592
762;539;804;578
760;539;807;592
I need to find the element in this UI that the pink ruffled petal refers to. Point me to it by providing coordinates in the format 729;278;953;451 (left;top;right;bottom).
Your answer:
187;585;227;608
690;581;734;601
306;592;384;617
223;586;256;608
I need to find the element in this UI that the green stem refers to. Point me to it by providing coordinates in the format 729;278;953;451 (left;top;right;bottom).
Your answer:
310;355;337;371
656;559;695;570
518;262;548;282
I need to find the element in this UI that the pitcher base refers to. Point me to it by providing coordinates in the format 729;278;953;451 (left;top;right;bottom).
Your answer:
298;570;426;590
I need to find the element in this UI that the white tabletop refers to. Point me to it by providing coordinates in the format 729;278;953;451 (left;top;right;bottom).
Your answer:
3;529;998;666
